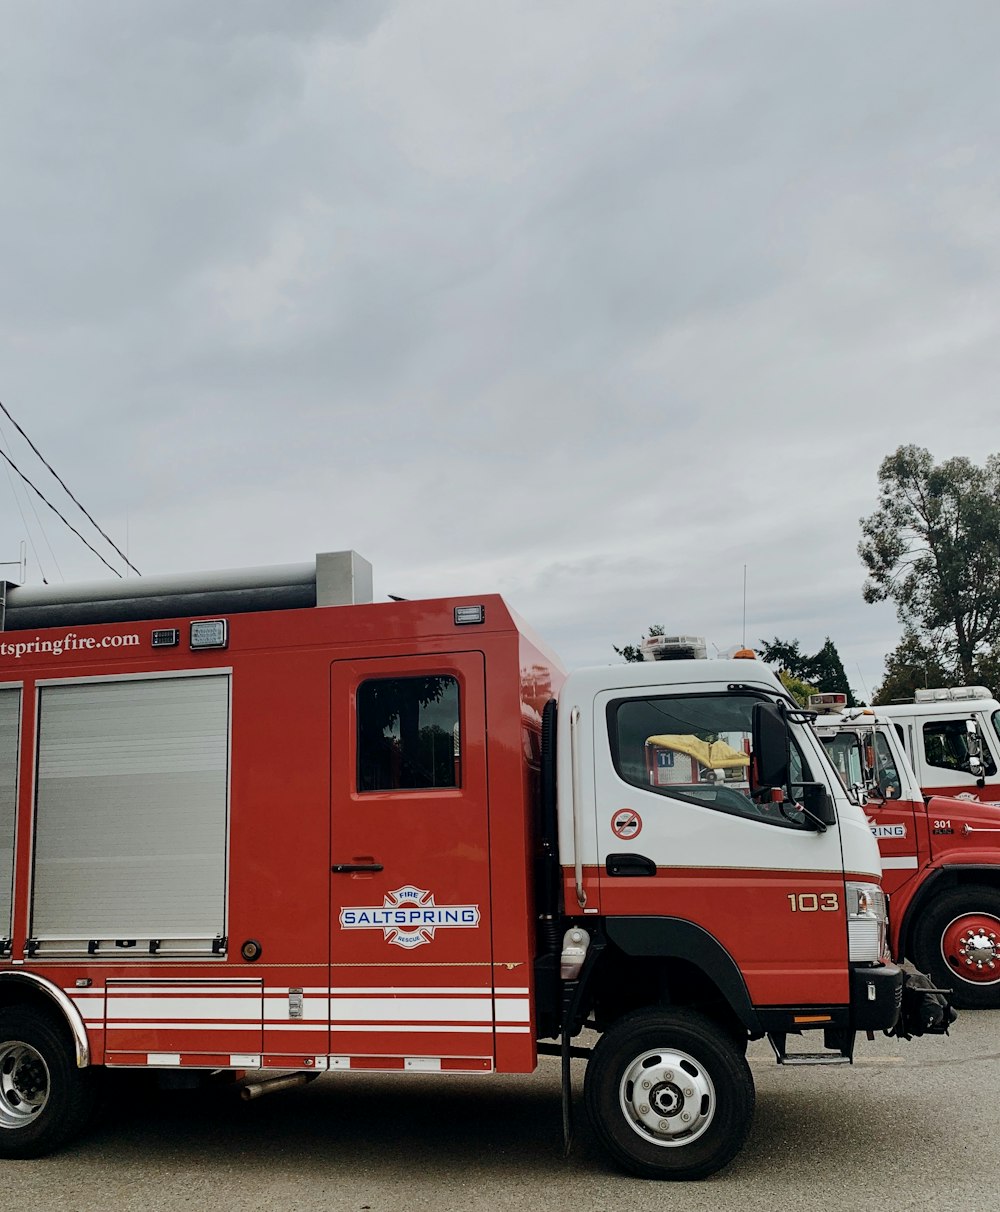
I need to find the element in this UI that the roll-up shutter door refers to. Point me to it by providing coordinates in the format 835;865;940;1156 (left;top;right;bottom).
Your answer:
32;674;229;954
0;687;19;940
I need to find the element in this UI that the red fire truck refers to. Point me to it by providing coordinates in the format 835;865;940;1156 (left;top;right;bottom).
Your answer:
0;553;938;1178
814;696;1000;1008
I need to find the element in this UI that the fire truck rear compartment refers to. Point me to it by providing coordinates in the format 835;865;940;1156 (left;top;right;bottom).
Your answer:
28;673;230;959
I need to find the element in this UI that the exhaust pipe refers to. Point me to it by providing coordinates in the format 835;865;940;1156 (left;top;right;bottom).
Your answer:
240;1072;318;1101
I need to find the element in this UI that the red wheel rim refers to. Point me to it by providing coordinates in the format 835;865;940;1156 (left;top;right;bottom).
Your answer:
941;912;1000;984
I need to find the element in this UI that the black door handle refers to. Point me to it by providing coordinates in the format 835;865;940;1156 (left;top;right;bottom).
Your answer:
331;863;384;874
606;853;657;877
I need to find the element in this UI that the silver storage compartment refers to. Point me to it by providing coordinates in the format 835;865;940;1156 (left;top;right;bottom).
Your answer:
0;687;19;942
31;673;230;956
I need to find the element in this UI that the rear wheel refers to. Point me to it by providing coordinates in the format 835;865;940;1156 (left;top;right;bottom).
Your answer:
584;1007;754;1180
913;885;1000;1009
0;1009;95;1158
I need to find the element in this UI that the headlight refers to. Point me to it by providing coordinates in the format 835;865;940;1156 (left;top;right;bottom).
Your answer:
846;880;890;964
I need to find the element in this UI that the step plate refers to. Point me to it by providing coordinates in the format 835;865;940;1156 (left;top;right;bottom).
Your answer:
778;1053;852;1066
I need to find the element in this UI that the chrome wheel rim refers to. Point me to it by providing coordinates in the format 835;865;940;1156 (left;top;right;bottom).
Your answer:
942;911;1000;986
618;1046;716;1147
0;1042;50;1129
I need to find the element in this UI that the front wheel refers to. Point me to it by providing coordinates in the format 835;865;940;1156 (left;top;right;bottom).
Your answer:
0;1009;96;1158
913;885;1000;1009
584;1007;754;1180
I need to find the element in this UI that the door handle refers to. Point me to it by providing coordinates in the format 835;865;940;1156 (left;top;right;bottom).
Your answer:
331;863;384;874
606;853;657;877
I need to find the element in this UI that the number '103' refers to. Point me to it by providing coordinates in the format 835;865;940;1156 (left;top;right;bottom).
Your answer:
787;893;839;912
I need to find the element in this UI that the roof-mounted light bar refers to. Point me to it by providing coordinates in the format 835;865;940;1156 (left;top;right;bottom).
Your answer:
914;686;992;703
641;635;707;661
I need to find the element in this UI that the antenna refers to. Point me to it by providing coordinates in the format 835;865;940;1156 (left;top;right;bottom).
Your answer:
742;564;747;648
855;662;872;704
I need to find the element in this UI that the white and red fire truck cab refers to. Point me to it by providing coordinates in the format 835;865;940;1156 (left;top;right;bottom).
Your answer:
0;554;923;1178
878;687;1000;803
815;701;1000;1008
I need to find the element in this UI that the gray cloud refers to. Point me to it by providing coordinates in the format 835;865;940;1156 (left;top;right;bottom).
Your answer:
2;0;999;697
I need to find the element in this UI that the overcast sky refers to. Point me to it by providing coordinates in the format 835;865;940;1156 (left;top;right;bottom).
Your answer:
1;0;998;697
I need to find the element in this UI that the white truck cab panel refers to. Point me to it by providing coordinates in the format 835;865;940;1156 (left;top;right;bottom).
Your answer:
879;688;1000;802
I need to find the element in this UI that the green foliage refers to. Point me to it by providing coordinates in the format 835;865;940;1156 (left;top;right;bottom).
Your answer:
757;638;804;675
777;670;819;708
872;629;952;705
860;445;1000;683
614;624;664;663
758;637;856;706
808;640;856;707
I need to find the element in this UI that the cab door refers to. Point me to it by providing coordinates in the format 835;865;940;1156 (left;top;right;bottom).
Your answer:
594;685;850;1008
916;713;1000;800
329;652;495;1068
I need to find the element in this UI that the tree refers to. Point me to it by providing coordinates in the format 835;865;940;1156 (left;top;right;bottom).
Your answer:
756;638;805;677
776;670;819;709
614;624;664;663
872;629;952;705
808;639;856;707
860;445;1000;684
757;636;856;706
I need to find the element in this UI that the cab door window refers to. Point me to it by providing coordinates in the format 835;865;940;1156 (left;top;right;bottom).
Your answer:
609;692;813;830
922;719;997;777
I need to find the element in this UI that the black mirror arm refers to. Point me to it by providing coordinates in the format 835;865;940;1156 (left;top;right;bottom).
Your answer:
796;805;828;833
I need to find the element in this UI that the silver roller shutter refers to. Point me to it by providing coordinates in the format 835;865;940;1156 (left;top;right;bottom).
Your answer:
0;687;19;939
32;674;229;952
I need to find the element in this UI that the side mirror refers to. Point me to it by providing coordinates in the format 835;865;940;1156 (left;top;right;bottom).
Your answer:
965;719;986;782
751;701;790;793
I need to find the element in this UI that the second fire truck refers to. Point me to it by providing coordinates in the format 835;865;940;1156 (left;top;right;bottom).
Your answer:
814;694;1000;1008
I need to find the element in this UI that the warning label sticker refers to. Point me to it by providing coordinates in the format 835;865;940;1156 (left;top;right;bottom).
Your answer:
611;809;642;840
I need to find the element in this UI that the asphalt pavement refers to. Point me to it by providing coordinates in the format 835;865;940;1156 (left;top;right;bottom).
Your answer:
3;1011;992;1212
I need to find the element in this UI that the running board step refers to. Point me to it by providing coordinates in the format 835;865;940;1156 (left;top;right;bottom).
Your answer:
767;1031;854;1065
777;1052;851;1066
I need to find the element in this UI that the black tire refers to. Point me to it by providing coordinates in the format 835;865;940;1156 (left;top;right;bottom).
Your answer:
0;1009;96;1158
912;884;1000;1009
584;1007;754;1180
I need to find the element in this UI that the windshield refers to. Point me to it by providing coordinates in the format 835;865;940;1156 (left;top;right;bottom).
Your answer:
819;727;905;801
873;731;902;798
822;732;865;792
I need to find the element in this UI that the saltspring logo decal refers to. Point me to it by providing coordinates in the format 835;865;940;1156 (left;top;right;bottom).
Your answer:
339;885;481;949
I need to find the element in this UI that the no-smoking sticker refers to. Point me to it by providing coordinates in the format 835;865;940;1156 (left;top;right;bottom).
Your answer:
611;809;642;840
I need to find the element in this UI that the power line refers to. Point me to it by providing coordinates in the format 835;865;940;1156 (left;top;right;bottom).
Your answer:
0;417;62;582
0;437;50;583
0;446;123;578
0;399;140;576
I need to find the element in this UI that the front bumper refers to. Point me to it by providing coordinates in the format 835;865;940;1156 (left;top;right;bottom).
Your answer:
849;962;904;1033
